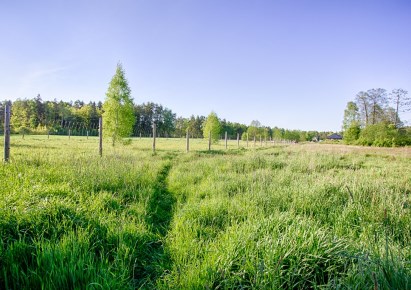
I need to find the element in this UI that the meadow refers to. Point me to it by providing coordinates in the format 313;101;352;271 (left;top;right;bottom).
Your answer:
1;135;410;289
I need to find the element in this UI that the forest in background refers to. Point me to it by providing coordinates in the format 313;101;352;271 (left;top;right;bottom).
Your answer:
2;87;411;146
0;95;332;142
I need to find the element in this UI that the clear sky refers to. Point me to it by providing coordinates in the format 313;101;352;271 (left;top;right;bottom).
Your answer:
1;0;410;131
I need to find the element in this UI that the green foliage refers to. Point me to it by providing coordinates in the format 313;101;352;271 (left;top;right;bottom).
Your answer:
343;122;361;144
202;111;222;143
343;101;360;130
247;120;262;139
103;63;135;145
8;96;340;144
221;120;247;140
357;122;411;147
10;99;31;133
133;102;177;137
272;127;284;140
345;88;410;147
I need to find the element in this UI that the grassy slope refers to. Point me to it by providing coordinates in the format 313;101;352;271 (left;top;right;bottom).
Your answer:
1;136;410;289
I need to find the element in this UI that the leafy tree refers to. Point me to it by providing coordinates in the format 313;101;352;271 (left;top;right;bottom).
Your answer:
187;115;202;138
202;111;221;143
283;129;301;141
133;102;176;137
262;126;271;139
382;107;402;127
342;101;360;130
174;117;188;138
102;63;135;146
74;104;94;128
355;91;370;126
10;99;31;133
272;127;284;140
354;88;400;127
247;120;262;139
230;122;247;139
367;88;387;125
306;131;321;142
344;88;411;146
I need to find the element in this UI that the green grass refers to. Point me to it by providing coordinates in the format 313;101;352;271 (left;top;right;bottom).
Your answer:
1;135;410;289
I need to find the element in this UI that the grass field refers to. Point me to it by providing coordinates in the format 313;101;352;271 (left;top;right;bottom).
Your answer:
1;135;410;289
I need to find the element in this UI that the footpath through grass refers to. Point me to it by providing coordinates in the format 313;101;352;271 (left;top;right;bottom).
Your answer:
1;135;410;289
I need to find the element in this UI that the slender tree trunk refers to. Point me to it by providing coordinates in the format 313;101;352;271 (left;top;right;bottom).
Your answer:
395;95;399;127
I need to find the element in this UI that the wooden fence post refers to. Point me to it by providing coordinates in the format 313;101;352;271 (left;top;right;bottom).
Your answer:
69;129;71;139
152;123;156;153
186;130;189;153
86;130;89;139
237;133;240;148
208;131;211;151
4;102;10;162
99;117;103;157
225;131;228;149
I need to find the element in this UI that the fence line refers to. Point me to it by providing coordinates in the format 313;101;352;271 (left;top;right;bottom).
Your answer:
2;108;299;160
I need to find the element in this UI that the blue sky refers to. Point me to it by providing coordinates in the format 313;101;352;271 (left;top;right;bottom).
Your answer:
1;0;410;131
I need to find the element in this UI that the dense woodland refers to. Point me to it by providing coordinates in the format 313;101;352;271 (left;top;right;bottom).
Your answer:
0;95;332;142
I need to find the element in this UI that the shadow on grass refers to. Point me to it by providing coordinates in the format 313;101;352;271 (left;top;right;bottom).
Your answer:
146;162;175;236
196;148;246;156
136;161;176;288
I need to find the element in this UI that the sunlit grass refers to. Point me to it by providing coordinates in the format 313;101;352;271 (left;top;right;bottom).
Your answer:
1;135;410;289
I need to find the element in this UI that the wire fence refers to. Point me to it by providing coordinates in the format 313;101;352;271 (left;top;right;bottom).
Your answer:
1;104;297;162
1;132;293;156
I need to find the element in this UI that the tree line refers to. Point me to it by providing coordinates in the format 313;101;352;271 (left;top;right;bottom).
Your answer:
12;64;411;147
1;96;332;142
1;64;333;143
342;88;411;146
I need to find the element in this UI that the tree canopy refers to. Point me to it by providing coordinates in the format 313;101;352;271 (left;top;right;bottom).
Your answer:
202;112;222;143
102;63;135;146
343;88;411;146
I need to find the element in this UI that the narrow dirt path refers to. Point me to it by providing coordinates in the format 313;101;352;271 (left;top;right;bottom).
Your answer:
145;161;175;236
135;154;177;288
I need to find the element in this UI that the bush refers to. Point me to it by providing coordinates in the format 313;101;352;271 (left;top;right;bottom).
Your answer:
343;123;361;144
357;123;411;147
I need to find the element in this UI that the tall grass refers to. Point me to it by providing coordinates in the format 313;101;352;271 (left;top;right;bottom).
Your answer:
1;136;174;289
161;145;411;289
1;135;410;289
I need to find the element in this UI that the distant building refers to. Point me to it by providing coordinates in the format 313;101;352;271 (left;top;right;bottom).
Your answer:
327;133;343;140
